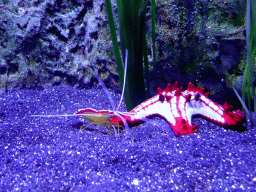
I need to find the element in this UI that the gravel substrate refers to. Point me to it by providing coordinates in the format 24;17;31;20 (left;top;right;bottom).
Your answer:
0;86;255;191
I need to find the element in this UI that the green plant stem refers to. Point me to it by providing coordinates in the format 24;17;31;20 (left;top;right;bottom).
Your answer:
105;0;134;110
151;0;156;84
105;0;156;111
105;0;124;88
246;0;253;112
242;0;255;128
116;0;150;110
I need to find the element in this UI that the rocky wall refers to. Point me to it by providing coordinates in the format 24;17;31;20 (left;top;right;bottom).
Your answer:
0;0;249;108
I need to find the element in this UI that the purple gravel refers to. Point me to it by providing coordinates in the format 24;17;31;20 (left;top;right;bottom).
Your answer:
0;86;256;191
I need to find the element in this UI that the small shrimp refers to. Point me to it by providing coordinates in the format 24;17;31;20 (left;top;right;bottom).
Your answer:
73;49;130;135
33;50;130;136
74;108;133;135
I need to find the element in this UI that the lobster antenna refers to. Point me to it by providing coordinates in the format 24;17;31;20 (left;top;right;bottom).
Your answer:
117;49;128;111
92;67;116;111
232;86;249;116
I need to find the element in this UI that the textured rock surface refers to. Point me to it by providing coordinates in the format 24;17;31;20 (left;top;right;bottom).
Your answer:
0;0;119;91
0;1;247;95
0;86;255;191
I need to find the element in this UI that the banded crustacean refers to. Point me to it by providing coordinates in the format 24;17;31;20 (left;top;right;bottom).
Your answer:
32;50;133;136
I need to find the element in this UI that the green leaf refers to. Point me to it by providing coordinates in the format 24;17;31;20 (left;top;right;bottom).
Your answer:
105;0;157;111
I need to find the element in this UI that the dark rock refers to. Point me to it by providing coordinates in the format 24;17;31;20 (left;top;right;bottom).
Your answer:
211;42;218;51
89;31;98;40
8;63;19;74
77;26;86;37
0;66;7;74
213;39;245;75
215;34;222;40
69;27;76;38
66;74;78;86
53;69;67;77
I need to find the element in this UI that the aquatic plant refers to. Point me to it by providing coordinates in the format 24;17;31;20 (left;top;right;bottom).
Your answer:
105;0;156;111
238;0;256;128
